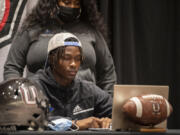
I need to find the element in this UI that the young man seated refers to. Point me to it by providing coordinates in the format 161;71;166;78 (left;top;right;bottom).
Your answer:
29;32;112;130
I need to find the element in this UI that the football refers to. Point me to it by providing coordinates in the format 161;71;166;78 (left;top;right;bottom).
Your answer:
122;94;173;126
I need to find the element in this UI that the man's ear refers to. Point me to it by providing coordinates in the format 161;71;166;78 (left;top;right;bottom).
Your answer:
81;56;84;64
48;53;56;70
48;54;53;65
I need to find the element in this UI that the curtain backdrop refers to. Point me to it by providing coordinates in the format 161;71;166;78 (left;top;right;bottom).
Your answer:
99;0;180;129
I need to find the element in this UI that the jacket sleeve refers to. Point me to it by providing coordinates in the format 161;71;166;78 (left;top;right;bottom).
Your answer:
93;85;112;118
3;31;30;80
94;31;117;93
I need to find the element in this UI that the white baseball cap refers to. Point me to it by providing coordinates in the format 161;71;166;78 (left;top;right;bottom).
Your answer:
48;32;82;53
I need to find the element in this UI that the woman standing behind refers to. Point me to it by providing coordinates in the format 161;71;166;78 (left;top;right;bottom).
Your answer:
4;0;116;93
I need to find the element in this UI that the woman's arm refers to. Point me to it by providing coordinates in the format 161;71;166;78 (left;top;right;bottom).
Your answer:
3;31;30;80
94;31;117;93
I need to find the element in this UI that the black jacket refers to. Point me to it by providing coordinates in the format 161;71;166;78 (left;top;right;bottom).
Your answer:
29;68;112;120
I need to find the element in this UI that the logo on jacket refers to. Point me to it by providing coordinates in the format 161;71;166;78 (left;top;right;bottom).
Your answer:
73;105;94;115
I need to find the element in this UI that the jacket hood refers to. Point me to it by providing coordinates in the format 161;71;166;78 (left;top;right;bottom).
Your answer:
35;68;78;102
39;67;76;90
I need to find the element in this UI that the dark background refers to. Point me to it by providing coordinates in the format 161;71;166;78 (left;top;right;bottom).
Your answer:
98;0;180;129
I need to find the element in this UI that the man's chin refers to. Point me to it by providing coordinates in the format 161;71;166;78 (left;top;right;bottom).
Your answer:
67;75;76;80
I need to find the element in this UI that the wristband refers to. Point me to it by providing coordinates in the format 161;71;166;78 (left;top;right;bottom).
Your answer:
71;119;79;131
74;119;78;125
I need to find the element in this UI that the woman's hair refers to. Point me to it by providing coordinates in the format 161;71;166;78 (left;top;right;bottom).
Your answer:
21;0;58;31
80;0;108;40
20;0;107;40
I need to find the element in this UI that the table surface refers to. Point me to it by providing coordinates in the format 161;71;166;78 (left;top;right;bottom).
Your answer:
0;129;179;135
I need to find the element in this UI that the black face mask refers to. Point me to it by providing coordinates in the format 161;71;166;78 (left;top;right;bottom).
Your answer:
57;6;81;23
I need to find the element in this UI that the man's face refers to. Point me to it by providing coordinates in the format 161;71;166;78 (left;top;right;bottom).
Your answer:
56;46;81;83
